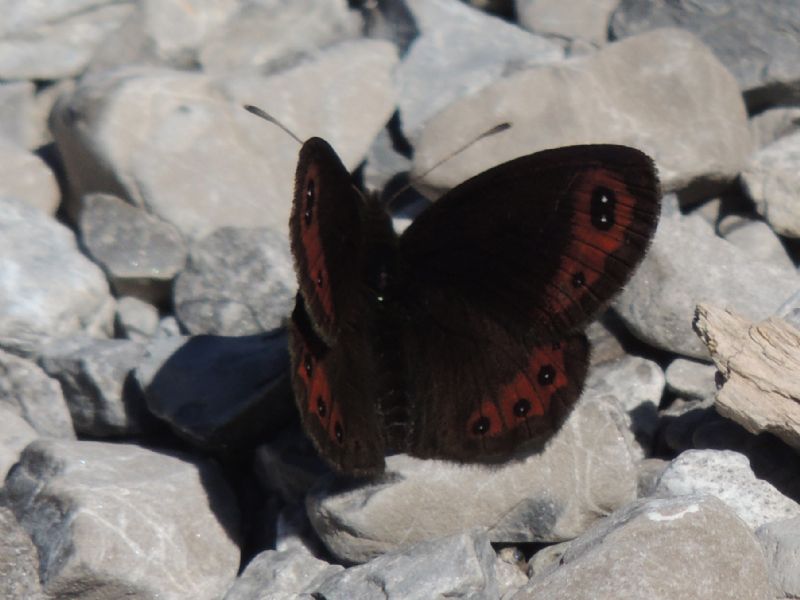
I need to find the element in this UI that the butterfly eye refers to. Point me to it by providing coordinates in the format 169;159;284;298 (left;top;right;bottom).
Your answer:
538;365;555;386
304;179;315;225
590;186;616;231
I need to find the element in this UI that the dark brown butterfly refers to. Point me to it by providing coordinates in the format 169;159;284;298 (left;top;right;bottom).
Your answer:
286;136;660;476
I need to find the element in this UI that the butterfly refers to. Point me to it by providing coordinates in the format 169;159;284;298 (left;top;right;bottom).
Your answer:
286;135;660;476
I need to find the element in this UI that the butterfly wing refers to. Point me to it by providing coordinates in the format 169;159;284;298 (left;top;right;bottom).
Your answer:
397;144;659;462
290;137;365;344
288;295;385;475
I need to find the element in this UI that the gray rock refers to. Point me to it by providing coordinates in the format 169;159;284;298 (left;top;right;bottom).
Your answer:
223;545;343;600
314;529;500;600
88;0;240;73
585;355;664;447
777;289;800;331
756;517;800;598
4;439;240;600
741;131;800;239
79;193;187;304
412;29;751;202
307;394;639;563
396;0;562;137
173;227;294;336
527;541;569;578
636;458;669;498
516;0;619;47
585;319;628;366
52;40;397;240
37;336;151;437
134;332;293;449
155;315;182;338
512;495;772;599
495;547;529;597
0;2;134;80
717;215;796;270
199;0;361;74
0;196;114;355
0;407;37;480
115;296;161;342
659;398;716;454
0;349;74;439
613;211;799;359
0;81;36;149
610;0;800;110
0;506;44;600
664;358;718;401
254;432;328;505
655;449;800;530
0;138;60;214
749;106;800;149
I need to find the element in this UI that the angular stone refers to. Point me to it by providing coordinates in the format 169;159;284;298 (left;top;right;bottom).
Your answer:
717;215;795;270
0;407;37;480
173;227;294;336
0;137;60;214
0;81;36;149
4;439;240;600
742;131;800;239
115;296;160;342
0;349;74;439
396;0;562;136
134;332;293;449
0;506;44;600
749;106;800;149
37;336;151;437
0;197;114;355
512;495;772;599
413;29;751;201
665;358;717;401
79;193;187;304
655;449;800;530
610;0;800;110
314;530;499;600
223;545;343;600
307;394;639;563
516;0;619;47
613;212;799;359
199;0;361;74
756;517;800;598
0;3;134;80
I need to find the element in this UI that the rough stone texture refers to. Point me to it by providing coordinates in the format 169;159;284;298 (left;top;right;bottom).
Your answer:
0;407;37;479
742;131;800;239
116;296;161;342
199;0;361;74
173;227;295;336
37;336;151;438
0;138;60;214
0;349;74;439
655;449;800;530
693;304;800;451
79;193;187;304
511;495;772;599
314;530;500;600
613;212;799;359
516;0;619;47
307;394;639;563
0;81;36;148
0;2;134;80
223;544;343;600
0;196;114;355
4;439;240;600
0;506;44;600
749;106;800;149
396;0;562;136
756;516;800;598
717;215;796;271
665;358;717;401
134;332;293;450
610;0;800;110
413;29;751;202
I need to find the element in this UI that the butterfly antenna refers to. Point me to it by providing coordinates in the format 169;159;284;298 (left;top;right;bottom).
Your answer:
385;122;511;207
244;104;303;145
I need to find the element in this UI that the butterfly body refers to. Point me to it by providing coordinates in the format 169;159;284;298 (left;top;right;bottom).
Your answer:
287;137;660;476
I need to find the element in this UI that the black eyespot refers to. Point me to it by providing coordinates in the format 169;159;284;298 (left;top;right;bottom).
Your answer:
572;271;586;288
590;186;616;231
304;354;313;377
316;272;323;287
538;365;555;386
334;421;343;443
317;397;326;417
513;398;531;417
472;416;491;436
304;180;315;225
